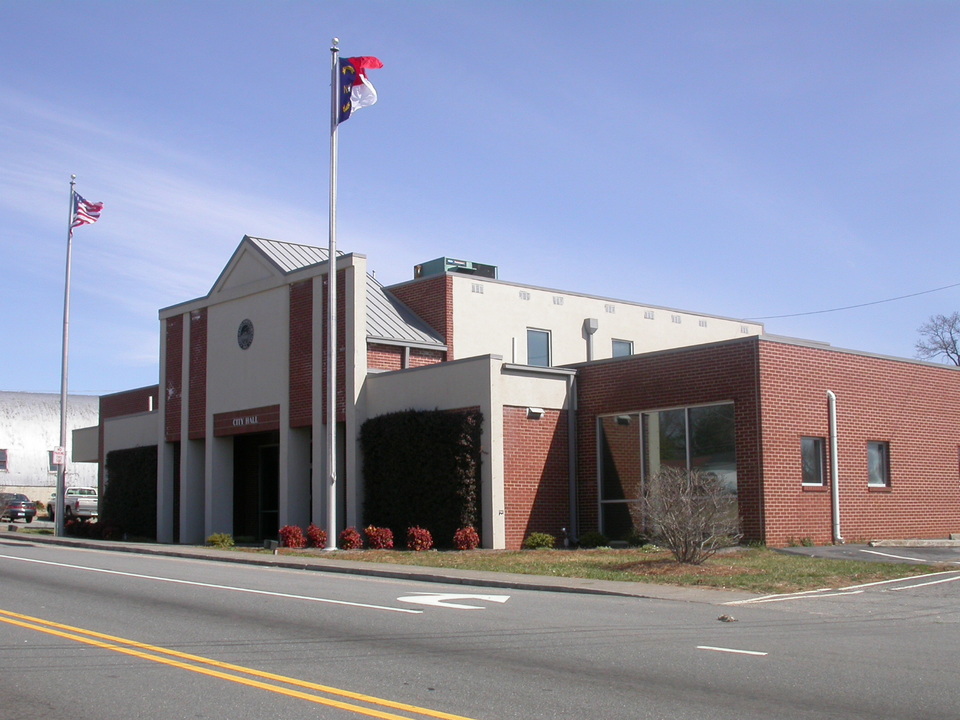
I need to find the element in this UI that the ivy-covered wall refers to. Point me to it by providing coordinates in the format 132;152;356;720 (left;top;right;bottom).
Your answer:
102;445;158;540
360;408;482;547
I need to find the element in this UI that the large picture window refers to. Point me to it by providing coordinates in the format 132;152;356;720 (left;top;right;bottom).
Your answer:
597;403;736;540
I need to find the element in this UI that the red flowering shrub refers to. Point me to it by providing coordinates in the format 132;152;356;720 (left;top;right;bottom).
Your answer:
406;526;433;551
278;525;306;548
306;524;328;548
364;525;394;549
453;526;480;551
339;526;363;550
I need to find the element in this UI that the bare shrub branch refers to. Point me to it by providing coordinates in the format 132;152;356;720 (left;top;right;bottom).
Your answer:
640;466;741;565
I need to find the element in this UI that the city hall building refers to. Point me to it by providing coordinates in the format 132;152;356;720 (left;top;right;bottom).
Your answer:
78;236;960;548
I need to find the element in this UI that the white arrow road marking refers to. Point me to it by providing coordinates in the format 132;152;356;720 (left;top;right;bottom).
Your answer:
397;592;511;610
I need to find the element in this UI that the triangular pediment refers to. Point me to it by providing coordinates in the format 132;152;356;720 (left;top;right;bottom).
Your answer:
209;236;292;296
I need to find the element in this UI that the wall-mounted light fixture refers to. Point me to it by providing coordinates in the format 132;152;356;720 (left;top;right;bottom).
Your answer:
527;407;545;420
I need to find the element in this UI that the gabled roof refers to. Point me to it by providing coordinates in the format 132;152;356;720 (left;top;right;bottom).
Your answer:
246;236;334;273
207;236;444;350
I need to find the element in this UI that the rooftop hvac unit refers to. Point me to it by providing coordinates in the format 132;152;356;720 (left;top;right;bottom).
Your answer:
414;257;498;279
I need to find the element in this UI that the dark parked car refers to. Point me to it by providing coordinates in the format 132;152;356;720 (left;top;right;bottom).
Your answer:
0;493;37;523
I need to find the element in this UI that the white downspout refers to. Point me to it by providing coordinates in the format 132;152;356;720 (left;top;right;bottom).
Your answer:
827;390;843;544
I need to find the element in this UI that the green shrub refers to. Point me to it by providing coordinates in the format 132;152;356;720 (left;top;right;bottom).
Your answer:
206;533;234;549
577;531;609;549
523;532;556;550
102;445;158;540
361;409;483;548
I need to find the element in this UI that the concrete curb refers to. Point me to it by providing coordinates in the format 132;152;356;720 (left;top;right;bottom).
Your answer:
0;530;756;605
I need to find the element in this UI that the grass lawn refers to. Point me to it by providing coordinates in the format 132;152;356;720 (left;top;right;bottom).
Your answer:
270;545;952;595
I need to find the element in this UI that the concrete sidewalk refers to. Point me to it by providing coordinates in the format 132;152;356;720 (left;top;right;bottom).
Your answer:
0;529;756;605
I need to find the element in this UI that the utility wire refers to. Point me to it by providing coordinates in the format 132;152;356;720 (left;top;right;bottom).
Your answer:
746;281;960;320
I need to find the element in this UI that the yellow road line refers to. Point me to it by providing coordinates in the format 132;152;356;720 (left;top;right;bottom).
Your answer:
0;608;479;720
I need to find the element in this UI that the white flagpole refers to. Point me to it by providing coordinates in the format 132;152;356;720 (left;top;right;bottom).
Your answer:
56;175;76;537
325;38;340;549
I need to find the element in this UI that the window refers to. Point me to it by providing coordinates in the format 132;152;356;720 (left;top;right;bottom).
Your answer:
605;304;616;314
868;441;891;487
644;310;655;320
552;296;564;306
597;402;736;540
47;451;58;473
527;328;551;367
671;314;682;324
0;449;7;471
471;283;484;294
698;319;708;328
612;339;633;358
801;437;826;486
518;291;530;301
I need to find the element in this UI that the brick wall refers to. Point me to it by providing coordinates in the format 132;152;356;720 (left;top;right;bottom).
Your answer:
164;315;183;442
188;309;207;440
368;343;403;372
101;386;159;419
388;275;453;359
503;405;570;550
289;280;312;427
576;338;763;542
758;340;960;545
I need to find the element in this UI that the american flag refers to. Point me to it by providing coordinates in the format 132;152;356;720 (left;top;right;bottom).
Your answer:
71;192;103;230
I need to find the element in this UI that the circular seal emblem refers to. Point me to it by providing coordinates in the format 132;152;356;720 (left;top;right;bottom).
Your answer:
237;318;254;350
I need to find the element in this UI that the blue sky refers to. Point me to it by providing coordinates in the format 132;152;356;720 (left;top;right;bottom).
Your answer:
4;1;960;395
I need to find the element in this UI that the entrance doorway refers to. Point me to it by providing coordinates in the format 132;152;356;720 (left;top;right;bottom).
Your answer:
233;430;280;543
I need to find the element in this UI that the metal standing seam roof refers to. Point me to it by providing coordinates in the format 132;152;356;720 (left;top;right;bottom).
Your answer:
247;237;445;349
247;236;332;273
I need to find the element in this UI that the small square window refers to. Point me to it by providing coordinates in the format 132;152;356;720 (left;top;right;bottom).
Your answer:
868;441;891;487
519;291;530;301
801;437;826;486
0;449;7;471
605;304;616;314
671;314;682;324
471;283;484;294
644;310;655;320
699;319;708;328
553;296;564;306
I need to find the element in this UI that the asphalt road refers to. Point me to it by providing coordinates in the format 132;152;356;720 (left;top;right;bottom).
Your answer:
2;537;959;719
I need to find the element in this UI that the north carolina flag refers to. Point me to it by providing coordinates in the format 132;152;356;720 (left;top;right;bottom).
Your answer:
337;56;383;124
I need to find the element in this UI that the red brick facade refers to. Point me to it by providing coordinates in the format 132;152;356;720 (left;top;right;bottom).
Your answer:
757;340;960;545
101;386;159;420
503;405;570;549
575;336;960;546
289;280;313;427
164;315;183;442
188;309;207;440
389;275;453;359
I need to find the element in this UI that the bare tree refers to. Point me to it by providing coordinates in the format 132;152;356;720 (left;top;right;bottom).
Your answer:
916;312;960;366
640;466;741;565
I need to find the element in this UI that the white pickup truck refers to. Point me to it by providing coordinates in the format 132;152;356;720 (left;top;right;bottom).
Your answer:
47;487;99;522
